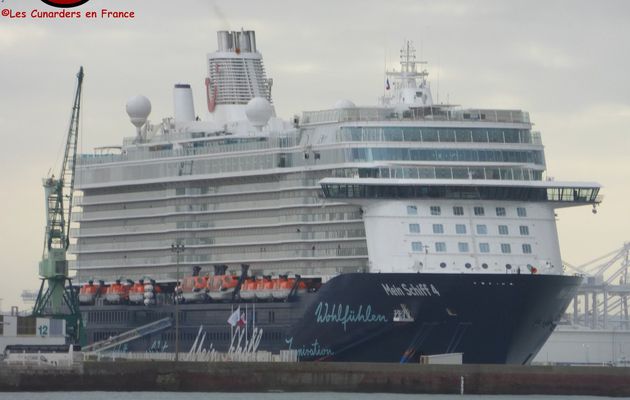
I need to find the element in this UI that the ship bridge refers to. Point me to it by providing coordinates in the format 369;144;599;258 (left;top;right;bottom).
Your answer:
320;177;602;208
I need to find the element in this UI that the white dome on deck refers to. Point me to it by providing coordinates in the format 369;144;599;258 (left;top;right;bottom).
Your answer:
245;97;273;129
126;95;152;129
333;99;356;109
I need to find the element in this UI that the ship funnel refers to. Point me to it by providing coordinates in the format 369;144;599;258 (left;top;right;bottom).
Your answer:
126;95;151;141
217;31;231;52
247;31;256;52
216;30;256;53
237;30;250;52
173;83;195;123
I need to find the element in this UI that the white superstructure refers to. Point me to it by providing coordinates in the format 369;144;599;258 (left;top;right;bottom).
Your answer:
71;33;600;283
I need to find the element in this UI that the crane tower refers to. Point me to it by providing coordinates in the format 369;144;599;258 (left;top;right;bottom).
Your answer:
32;67;85;345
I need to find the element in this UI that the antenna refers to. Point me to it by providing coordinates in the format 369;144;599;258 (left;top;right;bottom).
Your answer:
436;53;440;104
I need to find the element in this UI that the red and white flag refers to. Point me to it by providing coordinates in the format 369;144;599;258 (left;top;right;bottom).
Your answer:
227;307;241;327
237;312;247;328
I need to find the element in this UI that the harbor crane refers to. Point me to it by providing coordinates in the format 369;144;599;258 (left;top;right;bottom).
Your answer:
32;67;85;345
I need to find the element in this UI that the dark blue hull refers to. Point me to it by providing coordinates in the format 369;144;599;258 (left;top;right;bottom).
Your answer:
81;272;581;364
289;273;581;364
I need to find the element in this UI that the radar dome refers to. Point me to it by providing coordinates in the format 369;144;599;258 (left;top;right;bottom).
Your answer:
333;99;356;109
245;97;273;129
126;95;152;129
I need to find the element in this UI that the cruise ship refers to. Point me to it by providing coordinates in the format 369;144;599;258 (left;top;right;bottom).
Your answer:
72;30;601;363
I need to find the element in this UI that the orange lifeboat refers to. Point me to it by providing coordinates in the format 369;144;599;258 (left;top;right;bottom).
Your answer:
239;276;258;301
272;275;294;300
104;280;129;304
178;275;209;303
79;280;100;305
255;276;274;301
208;274;239;301
128;279;146;304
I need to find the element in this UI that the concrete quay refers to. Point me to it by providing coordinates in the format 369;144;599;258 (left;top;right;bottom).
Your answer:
1;361;630;396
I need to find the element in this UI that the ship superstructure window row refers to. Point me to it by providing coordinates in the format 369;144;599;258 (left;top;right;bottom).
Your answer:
322;183;600;203
338;126;536;145
73;227;368;253
359;165;541;182
348;147;545;165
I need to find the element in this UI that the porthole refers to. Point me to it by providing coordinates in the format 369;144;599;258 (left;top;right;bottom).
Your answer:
505;264;512;270
482;263;488;269
440;262;447;268
465;263;472;269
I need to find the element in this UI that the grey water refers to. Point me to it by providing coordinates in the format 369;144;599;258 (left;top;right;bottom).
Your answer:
0;394;621;400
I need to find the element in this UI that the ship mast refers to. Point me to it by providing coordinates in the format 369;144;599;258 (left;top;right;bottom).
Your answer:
380;41;433;107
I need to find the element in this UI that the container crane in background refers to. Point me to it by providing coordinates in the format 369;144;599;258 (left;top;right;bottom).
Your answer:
32;67;85;345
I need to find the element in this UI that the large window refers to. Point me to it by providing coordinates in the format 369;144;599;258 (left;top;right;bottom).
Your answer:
340;127;533;144
517;207;527;217
430;206;441;216
501;243;512;254
474;207;485;216
479;243;490;253
411;241;423;252
350;147;545;165
407;205;418;215
435;242;447;252
453;206;464;216
409;223;420;234
476;224;488;234
433;224;444;234
522;244;532;254
458;242;470;252
496;207;506;217
455;224;467;234
519;226;529;236
498;225;509;235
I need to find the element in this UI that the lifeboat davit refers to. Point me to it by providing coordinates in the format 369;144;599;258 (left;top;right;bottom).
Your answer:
104;280;129;304
208;274;239;301
79;280;100;305
239;276;258;301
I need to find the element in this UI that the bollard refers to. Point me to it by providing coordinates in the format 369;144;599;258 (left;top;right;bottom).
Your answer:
460;375;464;395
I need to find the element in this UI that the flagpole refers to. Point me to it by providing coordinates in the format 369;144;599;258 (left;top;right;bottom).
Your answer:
230;304;233;343
245;303;248;340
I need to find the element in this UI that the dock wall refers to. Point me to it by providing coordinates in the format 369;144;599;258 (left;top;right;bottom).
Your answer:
1;361;630;396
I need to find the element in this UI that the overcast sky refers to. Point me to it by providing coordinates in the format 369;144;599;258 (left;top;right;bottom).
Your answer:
0;0;628;309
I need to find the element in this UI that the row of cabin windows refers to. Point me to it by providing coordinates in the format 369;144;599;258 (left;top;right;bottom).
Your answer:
409;223;530;236
408;205;527;217
411;241;532;254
